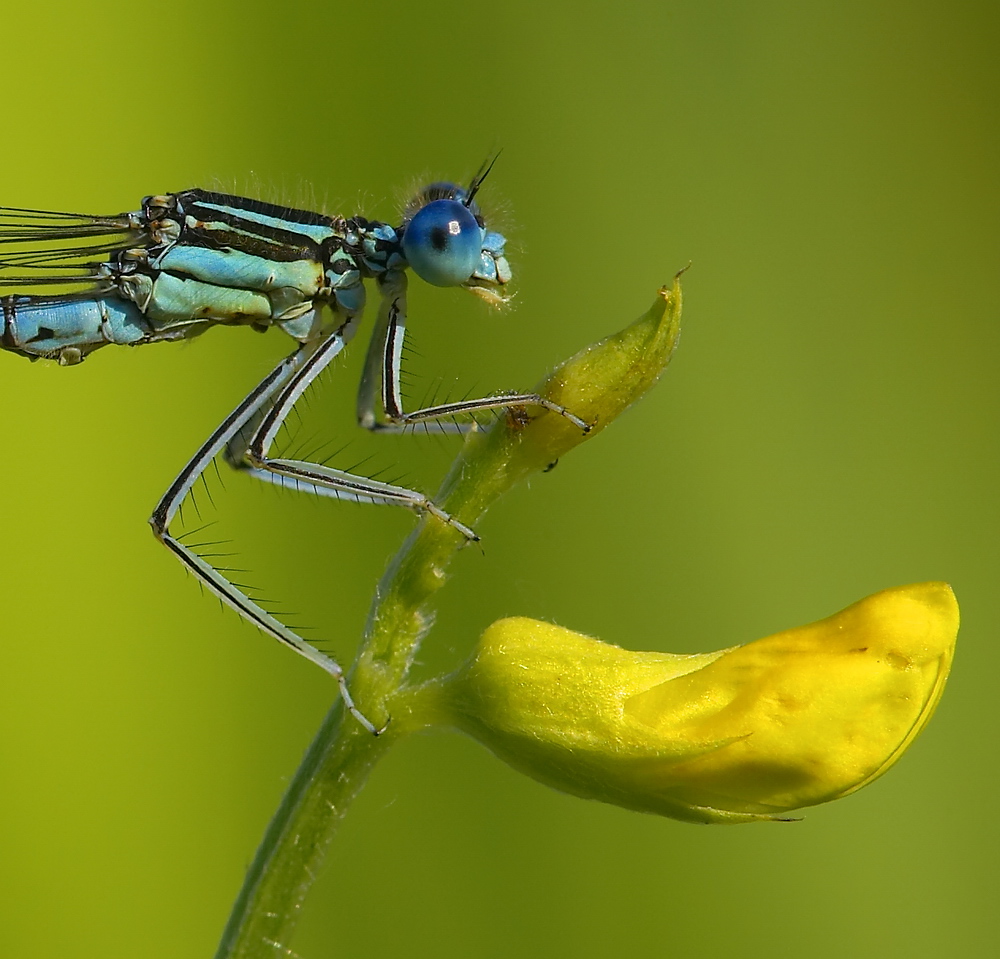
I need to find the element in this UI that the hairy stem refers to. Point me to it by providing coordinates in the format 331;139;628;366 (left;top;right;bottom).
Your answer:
212;426;539;958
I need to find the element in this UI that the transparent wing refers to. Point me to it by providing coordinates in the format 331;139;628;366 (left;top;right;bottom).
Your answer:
0;205;142;295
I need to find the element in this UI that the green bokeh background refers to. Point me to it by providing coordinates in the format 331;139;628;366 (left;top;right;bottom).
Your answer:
1;2;996;956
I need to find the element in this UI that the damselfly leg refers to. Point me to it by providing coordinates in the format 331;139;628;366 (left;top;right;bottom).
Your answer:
357;275;592;435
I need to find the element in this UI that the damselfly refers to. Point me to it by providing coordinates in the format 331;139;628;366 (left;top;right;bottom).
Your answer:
0;164;588;732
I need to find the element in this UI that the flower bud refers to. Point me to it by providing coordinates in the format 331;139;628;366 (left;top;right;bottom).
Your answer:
509;271;684;471
440;583;957;823
432;275;683;527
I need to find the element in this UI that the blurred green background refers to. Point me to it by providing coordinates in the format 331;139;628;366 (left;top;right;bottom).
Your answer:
1;1;996;956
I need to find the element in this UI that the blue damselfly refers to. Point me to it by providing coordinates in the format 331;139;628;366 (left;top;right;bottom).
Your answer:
0;164;588;731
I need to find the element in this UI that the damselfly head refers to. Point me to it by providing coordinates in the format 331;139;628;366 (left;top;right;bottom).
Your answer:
400;182;511;307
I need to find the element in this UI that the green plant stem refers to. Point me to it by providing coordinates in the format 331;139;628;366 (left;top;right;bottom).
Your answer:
212;426;528;959
211;700;391;959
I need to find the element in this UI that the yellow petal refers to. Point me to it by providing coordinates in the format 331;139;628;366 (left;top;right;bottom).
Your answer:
626;582;958;818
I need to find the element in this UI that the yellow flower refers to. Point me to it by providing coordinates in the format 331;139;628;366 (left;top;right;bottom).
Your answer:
439;583;957;823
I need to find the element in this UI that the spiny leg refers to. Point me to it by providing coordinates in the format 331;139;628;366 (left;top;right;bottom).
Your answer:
173;280;587;730
357;277;593;436
149;331;381;734
227;329;480;541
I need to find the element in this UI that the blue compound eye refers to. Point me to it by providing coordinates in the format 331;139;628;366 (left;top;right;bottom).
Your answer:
402;199;482;287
